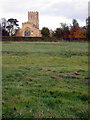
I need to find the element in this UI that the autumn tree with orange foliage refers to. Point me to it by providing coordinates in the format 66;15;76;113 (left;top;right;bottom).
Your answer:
69;19;86;39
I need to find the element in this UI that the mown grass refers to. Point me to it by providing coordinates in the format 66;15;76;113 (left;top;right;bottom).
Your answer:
2;41;89;119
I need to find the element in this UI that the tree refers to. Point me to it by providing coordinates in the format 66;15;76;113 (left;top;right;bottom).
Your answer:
6;18;19;36
1;18;7;29
41;27;50;37
69;26;86;39
60;23;70;38
54;28;62;38
2;29;9;36
72;19;79;27
69;19;80;39
86;16;90;38
0;18;9;36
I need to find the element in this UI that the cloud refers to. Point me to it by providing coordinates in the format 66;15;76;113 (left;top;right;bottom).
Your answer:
40;0;88;20
0;0;88;29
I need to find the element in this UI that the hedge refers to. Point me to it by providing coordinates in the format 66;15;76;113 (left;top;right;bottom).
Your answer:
1;36;88;42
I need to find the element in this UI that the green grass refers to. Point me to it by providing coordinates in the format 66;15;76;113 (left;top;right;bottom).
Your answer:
2;41;89;119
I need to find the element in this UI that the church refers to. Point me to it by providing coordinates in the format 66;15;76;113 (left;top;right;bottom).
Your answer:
16;11;41;37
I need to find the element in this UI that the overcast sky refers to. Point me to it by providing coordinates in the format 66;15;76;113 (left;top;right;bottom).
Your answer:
0;0;89;30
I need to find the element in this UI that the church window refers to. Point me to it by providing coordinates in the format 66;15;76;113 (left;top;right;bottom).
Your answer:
24;27;30;36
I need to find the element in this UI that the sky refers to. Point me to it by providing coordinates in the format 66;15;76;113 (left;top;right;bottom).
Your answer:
0;0;89;30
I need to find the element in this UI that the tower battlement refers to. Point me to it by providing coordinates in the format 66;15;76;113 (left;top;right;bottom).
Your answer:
28;11;38;13
28;11;39;28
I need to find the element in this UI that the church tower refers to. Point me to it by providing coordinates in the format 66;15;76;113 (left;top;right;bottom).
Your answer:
28;11;39;29
16;11;41;37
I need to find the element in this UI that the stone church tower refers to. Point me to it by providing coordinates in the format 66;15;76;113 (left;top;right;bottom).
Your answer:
16;11;41;37
28;12;39;28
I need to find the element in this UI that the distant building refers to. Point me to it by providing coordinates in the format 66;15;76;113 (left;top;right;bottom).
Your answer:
16;11;41;37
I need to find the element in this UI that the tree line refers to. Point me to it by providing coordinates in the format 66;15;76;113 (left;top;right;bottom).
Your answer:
0;17;90;39
41;18;90;40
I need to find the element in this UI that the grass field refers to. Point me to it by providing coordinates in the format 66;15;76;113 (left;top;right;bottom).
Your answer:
2;41;89;119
